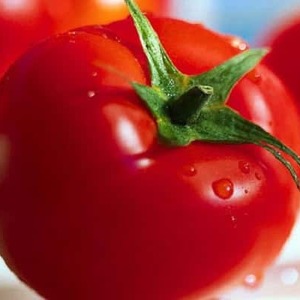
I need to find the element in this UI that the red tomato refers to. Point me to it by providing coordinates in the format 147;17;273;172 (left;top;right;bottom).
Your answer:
262;14;300;105
0;0;54;77
0;0;168;77
0;5;299;300
49;0;169;31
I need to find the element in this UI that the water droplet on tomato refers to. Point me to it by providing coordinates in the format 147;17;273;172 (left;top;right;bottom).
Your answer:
255;172;262;180
92;71;98;77
68;31;78;37
136;158;153;169
229;37;248;51
88;90;96;98
182;165;197;177
212;178;234;200
243;273;263;289
253;73;262;83
239;161;250;174
247;70;262;83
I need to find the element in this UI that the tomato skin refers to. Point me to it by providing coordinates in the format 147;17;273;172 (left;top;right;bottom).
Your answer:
0;0;54;77
0;16;299;300
0;0;168;78
50;0;169;31
262;15;300;105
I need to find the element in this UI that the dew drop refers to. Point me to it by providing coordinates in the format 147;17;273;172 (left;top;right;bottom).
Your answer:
92;71;98;77
243;273;263;289
239;161;250;174
247;69;262;83
253;72;262;83
255;172;262;180
212;178;234;200
87;90;96;98
229;37;248;51
112;36;121;43
182;165;197;177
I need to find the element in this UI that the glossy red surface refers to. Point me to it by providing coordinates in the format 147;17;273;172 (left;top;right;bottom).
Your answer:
0;15;299;300
0;0;169;77
262;16;300;107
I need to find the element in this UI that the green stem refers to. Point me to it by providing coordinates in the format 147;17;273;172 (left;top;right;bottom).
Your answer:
124;0;300;189
124;0;186;98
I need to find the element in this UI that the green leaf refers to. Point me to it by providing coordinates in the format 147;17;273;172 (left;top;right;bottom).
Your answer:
124;0;186;97
125;0;300;189
132;83;166;119
190;48;268;106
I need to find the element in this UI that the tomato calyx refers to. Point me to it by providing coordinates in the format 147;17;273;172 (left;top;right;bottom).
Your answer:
125;0;300;188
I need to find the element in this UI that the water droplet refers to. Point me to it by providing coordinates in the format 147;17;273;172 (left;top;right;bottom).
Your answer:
255;172;262;180
280;267;299;286
212;178;234;200
67;32;77;43
239;161;250;174
243;273;263;289
182;165;197;177
136;158;153;169
68;31;78;37
253;73;262;83
248;70;262;83
111;35;121;43
229;37;248;51
92;71;98;77
87;90;96;98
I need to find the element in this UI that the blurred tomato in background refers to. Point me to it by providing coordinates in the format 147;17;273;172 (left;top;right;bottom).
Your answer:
50;0;169;29
0;0;169;77
260;13;300;109
0;0;53;77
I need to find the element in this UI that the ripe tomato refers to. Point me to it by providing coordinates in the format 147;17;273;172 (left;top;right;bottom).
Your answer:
262;13;300;105
0;0;53;77
0;1;299;299
49;0;169;31
0;0;168;77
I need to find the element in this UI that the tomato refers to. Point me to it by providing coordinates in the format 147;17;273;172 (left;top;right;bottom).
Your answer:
0;0;53;78
49;0;169;31
0;1;299;299
0;0;168;78
262;14;300;105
